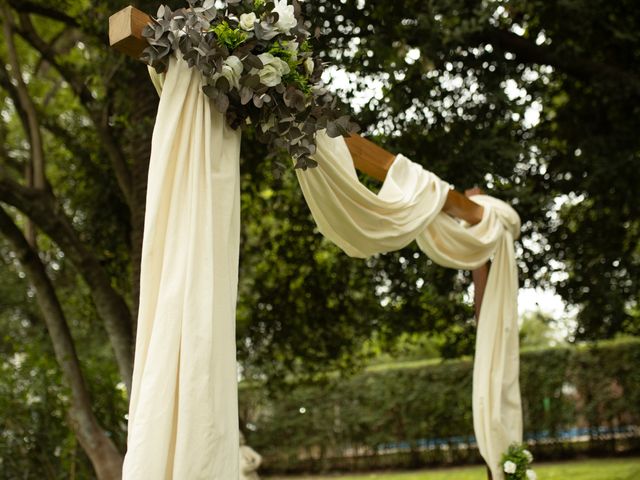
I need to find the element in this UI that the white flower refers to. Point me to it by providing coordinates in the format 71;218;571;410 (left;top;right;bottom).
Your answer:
217;55;244;90
256;53;290;87
523;449;533;463
272;0;297;33
526;469;537;480
503;461;517;474
239;12;257;31
304;57;314;75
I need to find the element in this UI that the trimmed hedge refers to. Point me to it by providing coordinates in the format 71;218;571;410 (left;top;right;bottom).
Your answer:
239;338;640;474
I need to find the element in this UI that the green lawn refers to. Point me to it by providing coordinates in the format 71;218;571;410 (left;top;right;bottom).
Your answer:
267;457;640;480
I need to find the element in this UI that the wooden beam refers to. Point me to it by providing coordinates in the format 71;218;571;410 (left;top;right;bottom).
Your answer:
344;133;396;182
109;6;151;58
444;189;485;226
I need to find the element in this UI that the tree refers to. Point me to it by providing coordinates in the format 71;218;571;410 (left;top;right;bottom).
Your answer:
303;0;640;340
0;0;176;475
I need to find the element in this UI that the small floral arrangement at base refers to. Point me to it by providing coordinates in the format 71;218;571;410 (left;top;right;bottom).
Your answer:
141;0;359;170
500;443;537;480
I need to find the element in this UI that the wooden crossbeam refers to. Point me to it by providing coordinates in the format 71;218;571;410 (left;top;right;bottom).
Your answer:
109;6;152;58
343;133;396;182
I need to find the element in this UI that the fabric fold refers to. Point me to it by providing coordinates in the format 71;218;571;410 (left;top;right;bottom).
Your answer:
301;133;523;480
296;131;451;257
123;55;241;479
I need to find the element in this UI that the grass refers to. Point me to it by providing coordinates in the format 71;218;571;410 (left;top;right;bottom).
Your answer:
266;457;640;480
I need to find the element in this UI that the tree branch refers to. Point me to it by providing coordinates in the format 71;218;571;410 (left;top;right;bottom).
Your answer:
14;12;134;206
0;64;31;143
0;173;134;391
0;206;123;479
7;0;80;28
1;6;46;189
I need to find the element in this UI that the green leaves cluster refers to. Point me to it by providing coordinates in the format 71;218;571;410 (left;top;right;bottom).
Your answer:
211;21;248;49
141;0;359;170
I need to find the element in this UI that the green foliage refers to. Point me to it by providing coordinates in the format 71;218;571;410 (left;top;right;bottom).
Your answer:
239;339;640;474
283;68;311;94
268;42;297;62
519;311;557;348
211;21;248;50
236;155;474;384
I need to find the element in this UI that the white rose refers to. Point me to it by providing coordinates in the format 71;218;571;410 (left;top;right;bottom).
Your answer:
523;449;533;463
219;55;244;90
272;0;297;33
503;460;517;474
526;469;537;480
304;57;314;75
256;53;290;87
239;12;257;31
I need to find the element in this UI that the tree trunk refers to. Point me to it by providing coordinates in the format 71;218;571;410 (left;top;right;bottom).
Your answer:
0;178;134;391
0;207;124;479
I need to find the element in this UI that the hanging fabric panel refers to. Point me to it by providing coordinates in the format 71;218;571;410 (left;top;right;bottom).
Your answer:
298;132;523;480
123;55;241;479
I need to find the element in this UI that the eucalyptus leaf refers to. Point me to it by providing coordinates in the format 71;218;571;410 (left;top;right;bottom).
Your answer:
240;87;254;105
326;121;340;138
241;74;261;89
216;76;231;93
253;95;264;108
243;54;263;70
214;93;230;113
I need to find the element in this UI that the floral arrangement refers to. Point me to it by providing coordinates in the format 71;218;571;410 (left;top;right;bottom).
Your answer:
500;443;537;480
141;0;359;169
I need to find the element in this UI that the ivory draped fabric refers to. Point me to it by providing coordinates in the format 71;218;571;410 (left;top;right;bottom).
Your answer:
299;132;523;479
126;54;521;480
123;56;241;479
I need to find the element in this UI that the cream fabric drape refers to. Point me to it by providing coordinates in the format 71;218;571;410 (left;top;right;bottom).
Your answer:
126;53;521;479
123;55;241;479
302;132;523;479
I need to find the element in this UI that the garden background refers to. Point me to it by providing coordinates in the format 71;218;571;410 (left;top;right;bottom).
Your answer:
0;0;638;478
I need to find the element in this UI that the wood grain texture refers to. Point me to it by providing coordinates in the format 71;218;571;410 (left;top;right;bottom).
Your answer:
344;133;396;182
109;6;151;58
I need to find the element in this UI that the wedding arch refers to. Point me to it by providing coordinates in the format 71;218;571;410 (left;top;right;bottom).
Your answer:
109;4;523;480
